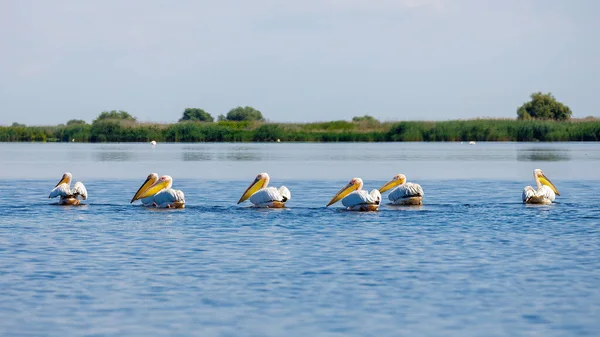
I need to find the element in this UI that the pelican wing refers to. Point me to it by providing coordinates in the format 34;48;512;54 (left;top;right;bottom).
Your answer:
249;187;287;205
370;189;382;204
538;185;556;202
174;190;185;203
72;182;87;200
153;189;185;208
522;186;536;203
141;196;155;207
278;186;291;201
523;185;555;203
389;182;423;202
49;183;70;199
342;190;380;208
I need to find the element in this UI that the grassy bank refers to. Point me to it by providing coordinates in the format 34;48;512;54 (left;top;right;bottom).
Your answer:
1;119;600;142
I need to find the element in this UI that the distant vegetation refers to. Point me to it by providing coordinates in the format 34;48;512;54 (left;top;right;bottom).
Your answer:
94;110;137;122
352;115;377;123
220;106;265;122
2;118;600;143
1;95;598;142
517;92;572;121
179;108;214;123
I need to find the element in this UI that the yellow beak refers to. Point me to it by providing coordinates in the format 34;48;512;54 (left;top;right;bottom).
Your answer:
238;177;266;204
327;182;358;207
139;180;170;199
379;177;404;193
539;173;560;196
131;176;160;202
55;174;69;187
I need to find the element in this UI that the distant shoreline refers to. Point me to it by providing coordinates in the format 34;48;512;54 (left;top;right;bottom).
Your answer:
1;119;599;142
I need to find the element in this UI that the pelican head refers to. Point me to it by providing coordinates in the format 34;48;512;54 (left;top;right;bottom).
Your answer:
379;174;407;193
238;172;270;204
534;169;560;196
130;173;163;203
327;177;363;207
55;172;72;187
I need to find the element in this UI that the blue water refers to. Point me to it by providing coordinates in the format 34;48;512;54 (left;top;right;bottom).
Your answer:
0;143;599;336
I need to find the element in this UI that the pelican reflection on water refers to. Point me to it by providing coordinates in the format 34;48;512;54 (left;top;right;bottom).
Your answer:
48;172;87;205
379;174;424;206
237;172;291;208
130;173;185;208
522;169;560;205
327;177;381;211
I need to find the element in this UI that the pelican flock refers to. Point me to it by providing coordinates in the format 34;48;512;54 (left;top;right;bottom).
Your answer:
327;177;381;211
46;169;563;209
379;174;424;205
522;169;560;204
48;172;88;205
238;173;291;208
130;173;185;208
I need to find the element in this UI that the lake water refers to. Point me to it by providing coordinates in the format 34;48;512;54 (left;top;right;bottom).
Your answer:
0;142;599;336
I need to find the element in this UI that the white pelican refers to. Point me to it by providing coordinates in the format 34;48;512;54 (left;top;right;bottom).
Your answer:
237;172;290;208
48;172;87;205
522;169;560;205
130;173;185;208
379;174;424;205
326;178;381;211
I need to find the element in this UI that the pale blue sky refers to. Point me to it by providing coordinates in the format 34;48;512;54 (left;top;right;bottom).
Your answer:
1;0;598;125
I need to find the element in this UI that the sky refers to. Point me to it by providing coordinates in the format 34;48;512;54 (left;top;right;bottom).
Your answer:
0;0;598;125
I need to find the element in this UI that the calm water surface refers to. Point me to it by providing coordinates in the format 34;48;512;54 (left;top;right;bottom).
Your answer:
0;143;599;336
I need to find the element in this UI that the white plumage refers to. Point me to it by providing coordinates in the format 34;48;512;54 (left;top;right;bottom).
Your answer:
49;180;88;200
153;189;185;208
249;186;290;207
49;183;70;199
71;182;88;199
140;195;156;207
522;185;555;204
140;190;184;208
341;189;381;209
388;182;424;203
48;173;87;205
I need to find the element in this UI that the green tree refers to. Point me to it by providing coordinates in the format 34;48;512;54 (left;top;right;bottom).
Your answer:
225;106;264;121
66;119;87;125
517;92;572;121
178;108;214;122
11;122;26;127
93;110;137;123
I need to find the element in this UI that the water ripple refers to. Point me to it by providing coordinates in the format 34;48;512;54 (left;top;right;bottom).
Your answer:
1;177;599;336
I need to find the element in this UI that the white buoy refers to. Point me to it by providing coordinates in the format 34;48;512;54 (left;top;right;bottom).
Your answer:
150;140;157;146
469;141;476;145
276;139;281;143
